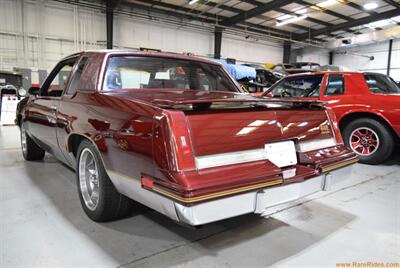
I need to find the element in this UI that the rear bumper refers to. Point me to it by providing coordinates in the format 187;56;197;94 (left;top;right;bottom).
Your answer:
174;164;353;226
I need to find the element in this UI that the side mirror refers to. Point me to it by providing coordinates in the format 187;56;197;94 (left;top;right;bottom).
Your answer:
28;86;40;95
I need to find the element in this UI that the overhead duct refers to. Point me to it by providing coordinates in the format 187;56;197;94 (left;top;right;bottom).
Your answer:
325;26;400;49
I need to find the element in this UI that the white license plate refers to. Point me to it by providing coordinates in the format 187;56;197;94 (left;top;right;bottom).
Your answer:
265;140;297;168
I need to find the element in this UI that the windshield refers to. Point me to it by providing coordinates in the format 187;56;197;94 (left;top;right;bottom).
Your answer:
265;75;323;98
103;56;239;92
364;73;400;94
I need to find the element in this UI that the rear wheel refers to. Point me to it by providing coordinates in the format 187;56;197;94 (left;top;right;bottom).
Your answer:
76;140;133;222
20;124;45;161
343;118;394;165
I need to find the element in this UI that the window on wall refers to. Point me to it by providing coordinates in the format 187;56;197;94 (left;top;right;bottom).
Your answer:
325;74;345;96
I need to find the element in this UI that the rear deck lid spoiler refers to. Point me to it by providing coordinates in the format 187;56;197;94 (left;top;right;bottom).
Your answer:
152;97;325;110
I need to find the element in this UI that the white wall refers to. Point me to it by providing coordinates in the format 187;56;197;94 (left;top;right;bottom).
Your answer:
331;39;400;80
293;47;330;66
0;0;284;84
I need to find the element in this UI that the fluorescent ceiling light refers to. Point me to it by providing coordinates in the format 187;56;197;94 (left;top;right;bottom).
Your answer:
295;8;308;14
276;15;308;26
316;0;338;8
189;0;199;4
363;2;378;10
277;14;293;20
367;19;393;29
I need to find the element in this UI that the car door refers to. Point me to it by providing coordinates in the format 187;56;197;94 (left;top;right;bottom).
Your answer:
55;55;90;166
26;56;78;160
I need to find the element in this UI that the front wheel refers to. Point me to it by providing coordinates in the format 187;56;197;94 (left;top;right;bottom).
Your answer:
343;118;394;165
76;140;133;222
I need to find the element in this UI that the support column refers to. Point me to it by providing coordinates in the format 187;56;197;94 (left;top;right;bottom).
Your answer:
214;26;223;59
387;39;393;76
283;41;291;63
329;51;334;65
106;0;114;49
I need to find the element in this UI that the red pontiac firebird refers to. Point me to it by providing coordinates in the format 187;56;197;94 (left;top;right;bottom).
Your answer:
16;51;357;225
264;72;400;164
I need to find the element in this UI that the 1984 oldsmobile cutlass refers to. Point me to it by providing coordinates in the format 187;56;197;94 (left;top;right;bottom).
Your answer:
16;50;358;225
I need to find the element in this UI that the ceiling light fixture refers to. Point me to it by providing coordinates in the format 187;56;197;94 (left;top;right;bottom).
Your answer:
316;0;338;8
363;2;378;10
276;15;308;26
295;9;308;14
189;0;199;5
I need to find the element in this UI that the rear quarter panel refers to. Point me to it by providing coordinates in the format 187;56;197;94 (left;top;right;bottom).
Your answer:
322;73;400;137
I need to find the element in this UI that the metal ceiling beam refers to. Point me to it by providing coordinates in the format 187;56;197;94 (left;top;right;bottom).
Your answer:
121;0;296;41
296;8;400;40
127;0;293;37
344;1;377;15
202;2;315;35
219;0;297;27
382;0;400;9
296;0;355;21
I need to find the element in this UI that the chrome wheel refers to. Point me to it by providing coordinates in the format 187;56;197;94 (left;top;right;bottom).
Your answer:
21;127;27;155
79;148;100;211
349;127;380;156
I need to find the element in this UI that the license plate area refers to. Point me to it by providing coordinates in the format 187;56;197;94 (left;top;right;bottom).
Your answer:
265;140;297;168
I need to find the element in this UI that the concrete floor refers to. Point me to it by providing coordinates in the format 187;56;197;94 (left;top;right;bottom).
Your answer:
1;125;399;268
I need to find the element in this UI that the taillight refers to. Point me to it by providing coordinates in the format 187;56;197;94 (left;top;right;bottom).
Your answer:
163;111;196;171
325;107;344;144
141;176;154;189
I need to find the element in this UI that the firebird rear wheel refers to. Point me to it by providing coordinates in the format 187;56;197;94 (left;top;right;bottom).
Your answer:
76;140;133;222
20;124;45;161
343;118;394;165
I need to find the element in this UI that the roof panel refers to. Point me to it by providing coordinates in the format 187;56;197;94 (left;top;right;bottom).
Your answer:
245;17;267;24
232;1;255;11
325;3;365;16
217;10;237;17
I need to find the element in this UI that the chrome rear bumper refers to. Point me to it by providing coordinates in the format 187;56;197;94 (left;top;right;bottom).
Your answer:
174;165;354;226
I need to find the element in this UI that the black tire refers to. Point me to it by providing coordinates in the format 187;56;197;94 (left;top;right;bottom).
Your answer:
20;124;45;161
76;140;133;222
343;118;394;165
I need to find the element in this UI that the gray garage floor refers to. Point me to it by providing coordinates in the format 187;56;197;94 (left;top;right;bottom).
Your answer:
1;125;399;268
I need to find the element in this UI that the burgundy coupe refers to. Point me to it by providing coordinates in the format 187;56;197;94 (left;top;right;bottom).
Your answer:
16;51;357;225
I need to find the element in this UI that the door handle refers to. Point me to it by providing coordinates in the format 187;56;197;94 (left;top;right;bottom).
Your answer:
50;105;57;112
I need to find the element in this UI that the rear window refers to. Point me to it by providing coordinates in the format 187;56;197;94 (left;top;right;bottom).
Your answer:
364;73;400;94
103;56;238;92
266;75;324;98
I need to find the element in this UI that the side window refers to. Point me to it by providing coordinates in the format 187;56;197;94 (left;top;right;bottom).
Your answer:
364;74;400;94
325;74;345;96
65;56;88;96
41;59;76;97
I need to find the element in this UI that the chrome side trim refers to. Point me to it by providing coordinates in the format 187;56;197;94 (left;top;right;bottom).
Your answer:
106;170;179;222
296;137;337;152
152;178;283;203
321;158;358;173
195;148;267;170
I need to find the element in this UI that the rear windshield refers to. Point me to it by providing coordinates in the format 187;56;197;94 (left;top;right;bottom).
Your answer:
103;56;239;92
266;75;324;98
364;73;400;94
